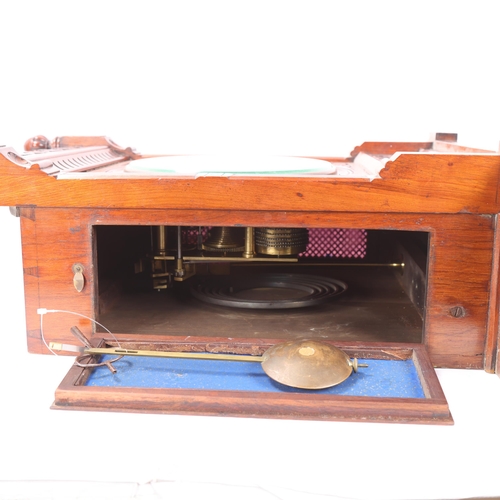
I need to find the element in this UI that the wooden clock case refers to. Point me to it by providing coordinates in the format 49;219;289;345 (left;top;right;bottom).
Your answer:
1;133;499;424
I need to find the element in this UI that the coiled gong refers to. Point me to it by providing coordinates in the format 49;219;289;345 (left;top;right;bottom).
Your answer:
190;273;347;309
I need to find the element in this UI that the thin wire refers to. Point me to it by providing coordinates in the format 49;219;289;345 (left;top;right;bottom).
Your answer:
39;309;122;353
40;313;58;356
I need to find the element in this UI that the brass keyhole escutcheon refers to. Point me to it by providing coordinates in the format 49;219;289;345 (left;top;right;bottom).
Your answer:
72;263;85;292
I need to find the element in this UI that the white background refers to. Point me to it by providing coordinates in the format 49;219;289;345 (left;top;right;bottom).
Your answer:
1;1;500;499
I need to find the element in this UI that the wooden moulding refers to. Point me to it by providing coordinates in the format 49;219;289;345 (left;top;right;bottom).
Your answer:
52;338;453;425
1;144;500;214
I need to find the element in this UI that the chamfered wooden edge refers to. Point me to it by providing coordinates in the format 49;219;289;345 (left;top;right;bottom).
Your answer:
1;143;500;214
51;338;453;425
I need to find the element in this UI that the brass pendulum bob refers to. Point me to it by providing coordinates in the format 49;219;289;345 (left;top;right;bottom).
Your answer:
84;339;366;390
260;339;363;389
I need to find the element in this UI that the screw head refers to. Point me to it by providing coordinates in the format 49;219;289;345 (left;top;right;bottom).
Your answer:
450;306;466;318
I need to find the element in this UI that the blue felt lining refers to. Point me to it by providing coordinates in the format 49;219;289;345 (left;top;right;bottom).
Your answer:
85;355;425;399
